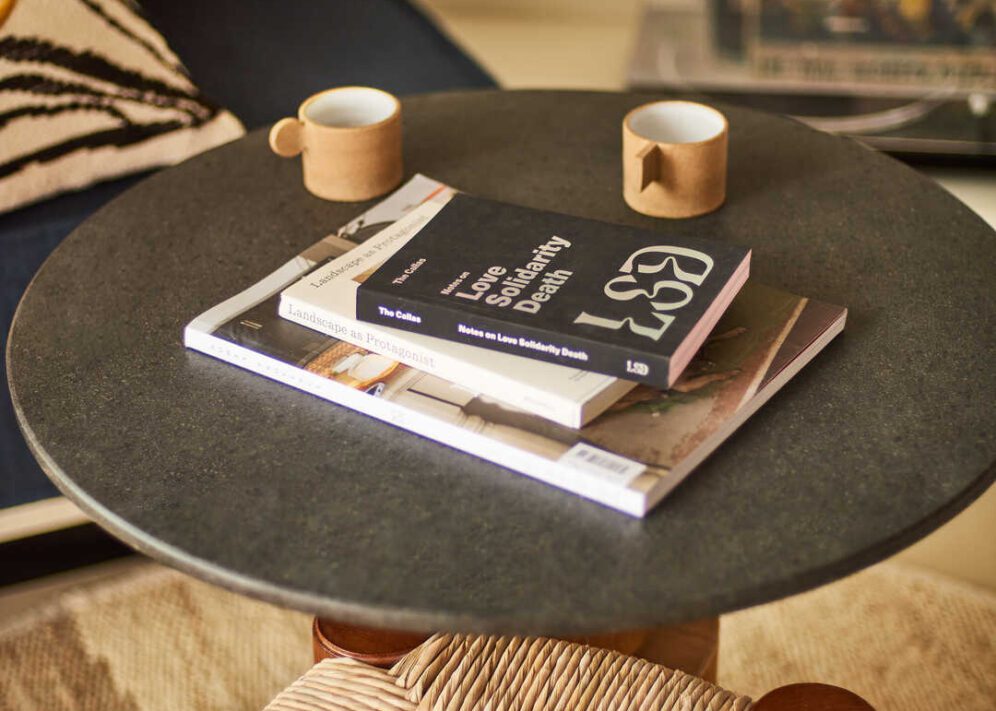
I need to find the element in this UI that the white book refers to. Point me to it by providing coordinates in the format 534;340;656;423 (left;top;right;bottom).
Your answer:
184;175;846;517
278;196;635;428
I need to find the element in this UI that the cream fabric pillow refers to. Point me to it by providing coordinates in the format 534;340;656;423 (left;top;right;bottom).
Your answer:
0;0;244;213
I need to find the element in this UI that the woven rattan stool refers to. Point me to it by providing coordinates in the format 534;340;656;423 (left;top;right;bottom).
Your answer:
266;632;873;710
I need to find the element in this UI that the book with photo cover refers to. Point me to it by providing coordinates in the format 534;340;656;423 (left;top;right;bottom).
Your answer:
185;175;846;516
275;191;634;429
307;193;751;389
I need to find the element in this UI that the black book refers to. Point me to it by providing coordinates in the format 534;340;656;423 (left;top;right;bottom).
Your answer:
353;194;751;388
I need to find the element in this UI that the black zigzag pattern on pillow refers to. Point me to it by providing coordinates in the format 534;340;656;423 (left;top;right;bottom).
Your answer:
0;0;224;178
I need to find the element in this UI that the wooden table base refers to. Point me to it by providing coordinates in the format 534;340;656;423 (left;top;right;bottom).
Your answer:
754;683;876;710
312;618;432;669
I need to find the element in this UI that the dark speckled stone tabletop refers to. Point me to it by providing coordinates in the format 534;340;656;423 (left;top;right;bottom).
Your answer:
7;91;995;635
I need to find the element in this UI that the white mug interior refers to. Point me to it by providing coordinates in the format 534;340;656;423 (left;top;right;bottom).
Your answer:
304;88;398;128
628;102;725;144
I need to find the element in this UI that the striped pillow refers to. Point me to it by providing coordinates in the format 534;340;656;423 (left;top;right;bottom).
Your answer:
0;0;244;214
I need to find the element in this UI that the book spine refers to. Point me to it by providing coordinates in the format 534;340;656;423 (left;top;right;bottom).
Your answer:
278;296;585;428
183;327;646;516
355;290;674;389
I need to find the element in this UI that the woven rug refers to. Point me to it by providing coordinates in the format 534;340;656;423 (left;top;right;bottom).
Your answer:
1;560;993;711
721;563;996;710
0;564;312;711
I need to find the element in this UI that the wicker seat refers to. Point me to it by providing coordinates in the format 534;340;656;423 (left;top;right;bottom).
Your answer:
266;632;753;711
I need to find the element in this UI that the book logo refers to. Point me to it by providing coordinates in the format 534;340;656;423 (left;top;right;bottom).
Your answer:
573;246;714;341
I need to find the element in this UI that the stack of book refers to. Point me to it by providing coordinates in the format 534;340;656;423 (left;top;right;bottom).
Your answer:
185;176;846;516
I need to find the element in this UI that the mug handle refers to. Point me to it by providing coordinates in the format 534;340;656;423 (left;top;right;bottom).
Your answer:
636;142;661;192
269;118;304;157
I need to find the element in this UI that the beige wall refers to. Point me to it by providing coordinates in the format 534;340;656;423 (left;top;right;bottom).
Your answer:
424;0;646;18
420;0;996;591
896;488;996;590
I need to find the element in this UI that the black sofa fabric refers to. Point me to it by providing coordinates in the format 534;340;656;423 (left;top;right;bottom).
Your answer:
1;0;495;509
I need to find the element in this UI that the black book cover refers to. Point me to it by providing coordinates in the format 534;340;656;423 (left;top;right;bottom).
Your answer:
355;194;751;388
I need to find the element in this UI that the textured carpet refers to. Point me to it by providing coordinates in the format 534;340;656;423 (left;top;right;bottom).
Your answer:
0;561;993;710
0;565;312;711
720;563;996;710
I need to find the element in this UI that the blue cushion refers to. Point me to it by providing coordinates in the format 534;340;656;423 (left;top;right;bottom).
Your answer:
1;0;495;509
138;0;496;129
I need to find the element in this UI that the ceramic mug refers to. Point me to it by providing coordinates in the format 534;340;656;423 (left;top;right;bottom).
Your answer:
622;100;728;219
269;86;403;202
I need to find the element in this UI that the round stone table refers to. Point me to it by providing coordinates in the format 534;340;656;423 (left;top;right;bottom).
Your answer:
8;90;995;636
